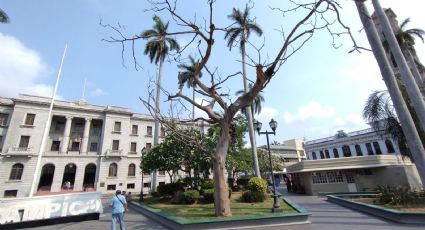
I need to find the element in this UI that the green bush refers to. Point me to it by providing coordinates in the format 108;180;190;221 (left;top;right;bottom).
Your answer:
202;189;214;203
375;185;415;205
240;190;265;203
247;177;267;194
236;177;250;188
181;189;200;204
157;182;184;197
200;178;214;190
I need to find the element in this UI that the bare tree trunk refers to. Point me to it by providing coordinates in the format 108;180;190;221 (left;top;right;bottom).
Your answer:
372;0;425;134
241;31;261;178
151;58;164;192
356;0;425;187
213;121;231;217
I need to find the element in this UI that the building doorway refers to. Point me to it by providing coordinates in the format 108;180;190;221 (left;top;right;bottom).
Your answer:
62;163;77;190
83;163;96;190
345;170;357;192
38;163;55;191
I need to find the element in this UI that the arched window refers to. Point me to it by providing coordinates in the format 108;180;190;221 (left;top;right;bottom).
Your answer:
312;152;317;160
333;148;339;158
342;145;352;157
319;151;325;159
385;139;395;153
9;163;24;180
128;163;136;176
325;150;330;158
366;143;374;155
373;142;382;155
355;144;363;156
109;163;118;177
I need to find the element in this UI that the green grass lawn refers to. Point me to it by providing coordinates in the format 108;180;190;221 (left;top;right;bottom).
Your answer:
135;192;299;223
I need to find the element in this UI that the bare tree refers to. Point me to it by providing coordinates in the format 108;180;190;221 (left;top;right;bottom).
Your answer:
105;0;359;217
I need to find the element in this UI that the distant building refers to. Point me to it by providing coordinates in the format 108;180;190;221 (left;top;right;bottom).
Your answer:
286;128;422;195
0;94;203;198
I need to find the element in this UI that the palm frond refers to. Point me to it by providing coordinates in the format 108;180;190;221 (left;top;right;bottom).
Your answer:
0;8;10;23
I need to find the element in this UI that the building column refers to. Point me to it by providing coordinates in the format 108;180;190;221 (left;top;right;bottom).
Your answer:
359;143;368;156
81;118;91;154
60;116;73;153
349;145;357;157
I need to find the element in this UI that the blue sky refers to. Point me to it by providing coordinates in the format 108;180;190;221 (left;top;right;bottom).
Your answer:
1;0;424;146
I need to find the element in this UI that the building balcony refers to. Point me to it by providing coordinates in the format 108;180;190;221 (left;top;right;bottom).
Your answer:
4;147;33;157
105;149;124;158
287;155;408;173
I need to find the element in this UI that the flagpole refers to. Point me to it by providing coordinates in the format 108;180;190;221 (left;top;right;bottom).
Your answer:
29;44;68;197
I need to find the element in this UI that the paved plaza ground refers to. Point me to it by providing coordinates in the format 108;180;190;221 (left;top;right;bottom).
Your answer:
27;186;424;230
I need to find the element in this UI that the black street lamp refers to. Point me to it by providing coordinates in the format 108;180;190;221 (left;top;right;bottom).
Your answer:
139;147;146;202
255;118;282;213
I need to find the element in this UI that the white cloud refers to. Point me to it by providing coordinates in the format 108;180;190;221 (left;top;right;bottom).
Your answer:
283;101;335;124
89;88;107;97
257;107;278;121
0;33;56;98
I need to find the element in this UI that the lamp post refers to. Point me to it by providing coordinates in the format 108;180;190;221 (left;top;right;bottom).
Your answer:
139;147;146;202
255;118;282;213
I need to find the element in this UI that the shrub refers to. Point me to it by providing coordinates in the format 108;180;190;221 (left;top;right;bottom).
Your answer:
202;189;214;203
247;177;267;194
157;182;184;197
200;178;214;190
236;177;250;188
375;185;415;205
181;189;200;204
241;190;265;203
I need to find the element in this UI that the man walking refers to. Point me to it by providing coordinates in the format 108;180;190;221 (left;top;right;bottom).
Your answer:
110;190;127;230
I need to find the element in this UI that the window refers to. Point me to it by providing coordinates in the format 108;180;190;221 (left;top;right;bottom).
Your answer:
333;148;339;158
159;182;165;186
113;122;121;132
0;113;9;126
319;151;325;159
19;136;30;149
342;145;352;157
366;143;374;155
312;171;344;184
91;123;101;136
132;125;138;135
373;142;382;155
128;164;136;176
4;190;18;198
312;152;317;160
25;113;35;126
51;141;60;151
146;143;152;150
0;135;3;151
143;183;150;188
130;142;137;153
55;121;65;133
71;141;80;151
127;183;135;189
9;163;24;180
355;144;363;156
108;163;117;177
312;172;328;184
159;171;165;175
345;171;355;183
90;142;98;152
326;171;344;183
385;139;395;153
325;150;330;158
147;126;152;136
107;184;116;191
112;140;119;151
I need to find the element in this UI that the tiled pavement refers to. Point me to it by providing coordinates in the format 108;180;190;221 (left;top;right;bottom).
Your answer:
26;187;424;230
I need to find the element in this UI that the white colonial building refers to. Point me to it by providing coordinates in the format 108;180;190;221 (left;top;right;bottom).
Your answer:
0;94;201;198
287;128;422;195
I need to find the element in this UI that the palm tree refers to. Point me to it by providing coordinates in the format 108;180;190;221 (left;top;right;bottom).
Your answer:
142;15;180;192
0;8;10;23
178;55;202;122
225;6;263;178
236;83;264;116
356;0;425;186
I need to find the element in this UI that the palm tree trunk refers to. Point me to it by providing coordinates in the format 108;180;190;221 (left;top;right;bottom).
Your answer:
151;57;164;192
213;120;231;216
241;30;261;178
192;83;196;125
404;49;425;96
356;0;425;187
372;0;425;134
